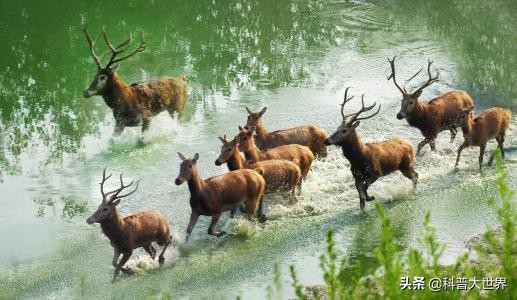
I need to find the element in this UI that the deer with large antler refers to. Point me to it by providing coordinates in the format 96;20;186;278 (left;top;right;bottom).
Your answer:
324;88;418;210
244;106;329;157
388;56;474;154
81;25;187;140
86;170;173;282
175;152;266;240
215;135;302;201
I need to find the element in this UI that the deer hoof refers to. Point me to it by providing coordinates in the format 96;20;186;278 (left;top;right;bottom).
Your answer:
366;196;375;202
258;215;268;223
159;256;165;265
216;231;227;237
121;267;134;275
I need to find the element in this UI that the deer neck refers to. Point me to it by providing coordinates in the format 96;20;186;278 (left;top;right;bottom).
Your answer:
255;121;269;138
227;149;245;171
100;210;126;245
407;101;426;120
461;116;474;136
102;74;131;109
187;168;205;198
339;131;366;166
243;143;261;162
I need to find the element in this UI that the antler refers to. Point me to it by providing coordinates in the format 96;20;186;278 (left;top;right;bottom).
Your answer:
340;87;355;120
411;59;440;96
347;94;381;125
103;28;146;69
387;56;405;94
218;134;228;144
99;170;138;203
80;24;103;69
100;168;113;202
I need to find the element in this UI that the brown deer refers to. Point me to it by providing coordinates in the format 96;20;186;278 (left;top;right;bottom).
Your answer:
388;56;474;154
244;106;329;157
453;107;512;170
81;25;187;140
236;126;314;179
175;152;266;240
86;170;173;283
215;135;302;201
324;88;418;210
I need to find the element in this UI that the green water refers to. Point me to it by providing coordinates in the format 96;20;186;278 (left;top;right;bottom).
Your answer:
1;0;516;298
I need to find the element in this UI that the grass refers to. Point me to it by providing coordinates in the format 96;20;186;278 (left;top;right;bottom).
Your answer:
284;151;516;299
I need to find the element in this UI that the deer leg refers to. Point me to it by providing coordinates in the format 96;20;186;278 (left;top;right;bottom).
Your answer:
158;238;172;265
416;139;429;155
112;248;121;268
113;251;133;283
143;244;156;259
429;139;436;151
355;179;366;210
256;195;267;223
489;137;505;165
401;168;418;191
455;143;467;168
479;143;486;171
363;177;377;201
449;128;457;143
185;211;200;242
207;213;226;237
230;208;237;218
113;122;125;137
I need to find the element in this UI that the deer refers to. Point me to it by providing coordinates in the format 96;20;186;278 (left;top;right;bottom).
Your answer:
86;169;173;283
244;106;329;157
324;88;418;210
236;126;314;179
81;25;187;141
215;135;302;201
453;107;512;170
388;56;474;154
175;152;266;240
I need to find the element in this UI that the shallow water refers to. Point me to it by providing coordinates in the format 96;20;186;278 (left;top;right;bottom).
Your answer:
1;0;516;299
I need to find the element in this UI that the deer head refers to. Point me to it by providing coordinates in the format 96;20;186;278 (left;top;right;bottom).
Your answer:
388;56;440;119
215;135;239;166
453;107;474;128
324;87;381;145
86;169;139;224
81;25;146;98
175;152;199;185
244;106;267;129
236;125;257;152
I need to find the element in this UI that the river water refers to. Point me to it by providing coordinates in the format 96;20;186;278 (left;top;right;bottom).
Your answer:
1;0;516;299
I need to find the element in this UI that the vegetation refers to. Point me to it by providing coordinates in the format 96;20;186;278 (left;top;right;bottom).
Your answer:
280;152;516;299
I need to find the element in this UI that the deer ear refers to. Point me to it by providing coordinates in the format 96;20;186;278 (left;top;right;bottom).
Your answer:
177;152;186;160
218;136;226;144
193;153;199;162
111;199;121;206
234;136;240;145
352;121;360;128
412;90;422;98
245;106;253;114
249;126;256;134
238;125;244;131
259;107;267;117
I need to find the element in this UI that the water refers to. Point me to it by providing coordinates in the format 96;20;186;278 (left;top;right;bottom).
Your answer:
1;0;516;298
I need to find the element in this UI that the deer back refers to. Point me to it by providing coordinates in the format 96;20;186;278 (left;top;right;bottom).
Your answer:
362;139;415;177
467;108;512;146
249;159;302;190
199;169;265;212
